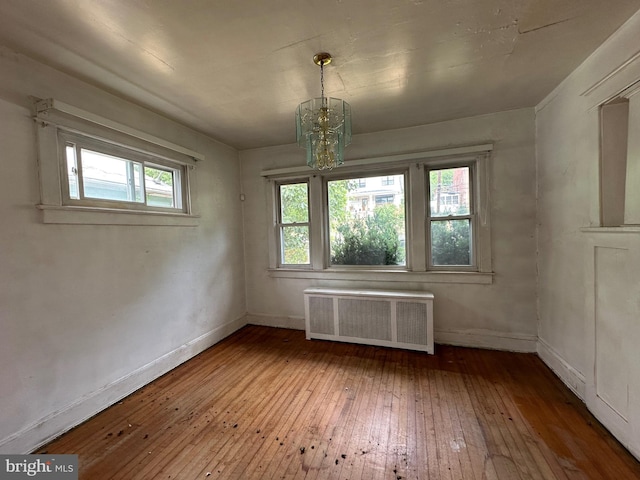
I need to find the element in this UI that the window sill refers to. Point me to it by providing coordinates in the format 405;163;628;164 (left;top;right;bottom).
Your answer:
37;205;200;226
268;268;493;284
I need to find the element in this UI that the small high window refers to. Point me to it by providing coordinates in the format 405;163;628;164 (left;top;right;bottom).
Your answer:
34;98;200;226
61;133;185;212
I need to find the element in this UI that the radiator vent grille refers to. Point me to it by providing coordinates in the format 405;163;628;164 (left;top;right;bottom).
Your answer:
304;288;434;354
338;298;391;341
308;296;335;335
397;302;428;345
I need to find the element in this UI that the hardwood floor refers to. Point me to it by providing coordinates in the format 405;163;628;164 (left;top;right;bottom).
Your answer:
37;325;640;479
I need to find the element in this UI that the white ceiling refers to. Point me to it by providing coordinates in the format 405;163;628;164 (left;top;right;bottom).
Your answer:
1;0;639;150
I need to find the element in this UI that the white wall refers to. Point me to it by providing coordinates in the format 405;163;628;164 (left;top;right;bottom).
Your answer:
0;46;247;453
536;10;640;459
240;108;538;351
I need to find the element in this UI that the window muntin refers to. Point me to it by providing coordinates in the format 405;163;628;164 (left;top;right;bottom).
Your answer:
328;173;406;266
277;181;310;266
428;165;474;267
61;133;186;212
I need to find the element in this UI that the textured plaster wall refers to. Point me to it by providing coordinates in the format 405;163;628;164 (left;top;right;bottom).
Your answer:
240;108;538;349
535;9;640;459
0;46;246;453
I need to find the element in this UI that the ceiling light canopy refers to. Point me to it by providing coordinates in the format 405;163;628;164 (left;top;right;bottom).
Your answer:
295;53;351;170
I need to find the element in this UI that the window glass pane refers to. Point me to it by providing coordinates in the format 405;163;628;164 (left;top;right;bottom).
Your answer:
281;226;310;264
280;183;309;223
145;166;175;208
81;149;144;203
65;145;79;199
133;163;143;202
329;174;406;266
429;166;470;217
431;219;471;266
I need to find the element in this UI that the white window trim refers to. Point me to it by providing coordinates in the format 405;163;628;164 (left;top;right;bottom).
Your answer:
275;179;311;268
425;162;476;271
34;98;201;226
263;145;493;284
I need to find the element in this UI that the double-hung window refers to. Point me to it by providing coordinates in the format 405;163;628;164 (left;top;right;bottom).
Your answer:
277;181;310;266
427;165;474;268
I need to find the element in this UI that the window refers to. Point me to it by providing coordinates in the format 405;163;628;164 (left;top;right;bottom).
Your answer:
277;181;310;266
381;175;394;186
375;194;394;205
264;145;492;281
328;174;406;266
428;166;473;267
61;133;185;212
35;98;200;226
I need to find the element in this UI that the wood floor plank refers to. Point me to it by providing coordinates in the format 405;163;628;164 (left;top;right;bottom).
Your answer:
305;345;372;480
358;347;394;480
382;347;410;480
330;348;386;480
36;326;640;480
417;355;440;479
308;345;369;480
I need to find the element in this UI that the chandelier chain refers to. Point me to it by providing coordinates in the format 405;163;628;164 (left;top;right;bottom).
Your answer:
320;60;325;104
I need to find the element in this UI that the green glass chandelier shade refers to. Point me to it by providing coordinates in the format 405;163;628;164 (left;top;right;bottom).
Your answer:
295;53;352;170
296;96;352;170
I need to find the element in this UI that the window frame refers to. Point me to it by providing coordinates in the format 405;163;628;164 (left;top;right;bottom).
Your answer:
276;179;311;268
263;145;493;283
34;98;200;226
59;131;188;214
323;169;408;269
426;162;477;271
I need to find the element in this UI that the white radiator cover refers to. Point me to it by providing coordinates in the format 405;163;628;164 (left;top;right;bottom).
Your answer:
304;287;434;354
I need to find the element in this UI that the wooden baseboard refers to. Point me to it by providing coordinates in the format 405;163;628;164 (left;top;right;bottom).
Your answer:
435;329;538;352
537;337;586;400
246;313;305;330
247;313;537;352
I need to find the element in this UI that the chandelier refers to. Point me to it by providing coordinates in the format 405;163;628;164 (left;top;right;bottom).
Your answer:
295;53;351;170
